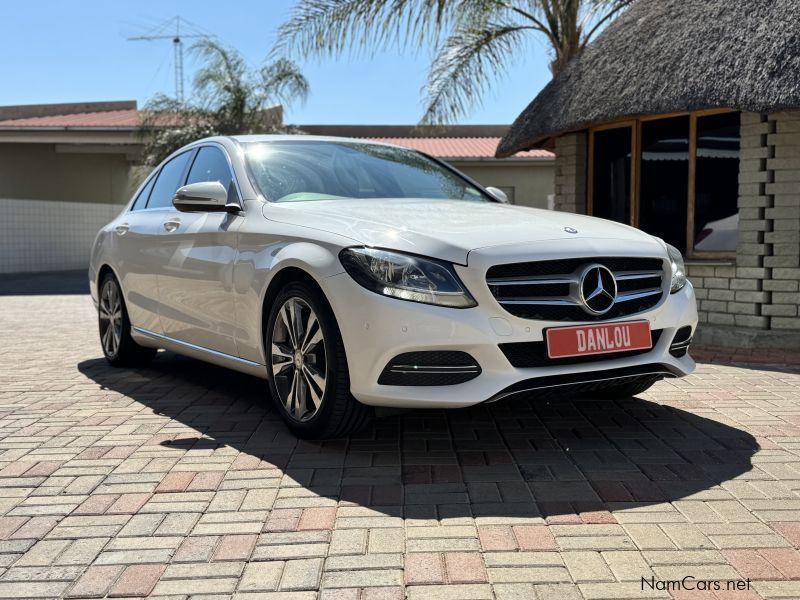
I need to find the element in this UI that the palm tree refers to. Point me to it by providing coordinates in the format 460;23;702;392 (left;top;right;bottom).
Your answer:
274;0;631;124
138;39;309;166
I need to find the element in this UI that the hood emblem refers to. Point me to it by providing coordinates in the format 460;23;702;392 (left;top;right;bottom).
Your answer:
578;264;617;315
564;226;578;234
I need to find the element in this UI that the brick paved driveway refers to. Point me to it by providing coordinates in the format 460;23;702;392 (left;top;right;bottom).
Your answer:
1;291;800;599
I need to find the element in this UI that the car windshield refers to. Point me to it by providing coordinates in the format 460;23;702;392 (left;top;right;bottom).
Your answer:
244;140;491;203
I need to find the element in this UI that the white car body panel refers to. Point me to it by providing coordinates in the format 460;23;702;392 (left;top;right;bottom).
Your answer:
90;135;698;411
261;197;657;265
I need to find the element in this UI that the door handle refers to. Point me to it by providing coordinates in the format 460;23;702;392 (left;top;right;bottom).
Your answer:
163;220;181;232
115;223;129;235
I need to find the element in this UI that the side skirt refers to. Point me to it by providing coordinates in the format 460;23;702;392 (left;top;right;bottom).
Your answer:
131;327;268;380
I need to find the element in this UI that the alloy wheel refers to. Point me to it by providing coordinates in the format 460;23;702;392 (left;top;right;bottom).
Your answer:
99;280;123;358
270;297;327;421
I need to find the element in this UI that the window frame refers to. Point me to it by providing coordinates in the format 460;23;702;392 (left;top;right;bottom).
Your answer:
587;108;737;259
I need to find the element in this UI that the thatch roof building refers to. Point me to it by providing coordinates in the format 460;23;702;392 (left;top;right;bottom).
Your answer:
497;0;800;156
498;0;800;349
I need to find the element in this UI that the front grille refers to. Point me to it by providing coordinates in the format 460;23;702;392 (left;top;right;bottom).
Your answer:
500;330;663;368
486;257;665;321
378;351;481;386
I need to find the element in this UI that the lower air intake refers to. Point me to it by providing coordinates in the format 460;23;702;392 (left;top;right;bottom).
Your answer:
378;351;481;386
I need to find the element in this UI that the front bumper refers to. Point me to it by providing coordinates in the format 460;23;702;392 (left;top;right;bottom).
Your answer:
324;268;698;409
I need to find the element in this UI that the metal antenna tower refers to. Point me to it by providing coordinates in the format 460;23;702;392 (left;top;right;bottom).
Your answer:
128;16;206;102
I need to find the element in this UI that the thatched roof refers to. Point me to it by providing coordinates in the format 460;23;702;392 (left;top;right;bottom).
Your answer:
497;0;800;157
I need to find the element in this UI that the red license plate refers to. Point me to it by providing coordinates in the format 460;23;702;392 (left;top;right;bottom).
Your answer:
546;320;652;359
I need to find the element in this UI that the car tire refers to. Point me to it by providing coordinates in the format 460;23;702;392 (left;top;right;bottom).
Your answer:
590;378;658;399
265;280;372;439
98;273;157;367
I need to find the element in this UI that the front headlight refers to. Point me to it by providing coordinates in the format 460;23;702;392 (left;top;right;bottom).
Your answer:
667;244;687;293
339;247;477;308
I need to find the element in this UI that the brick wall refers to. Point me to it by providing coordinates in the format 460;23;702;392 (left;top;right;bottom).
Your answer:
553;133;587;214
693;112;800;335
550;111;800;347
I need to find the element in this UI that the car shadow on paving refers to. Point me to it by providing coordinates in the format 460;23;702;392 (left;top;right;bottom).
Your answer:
77;352;759;522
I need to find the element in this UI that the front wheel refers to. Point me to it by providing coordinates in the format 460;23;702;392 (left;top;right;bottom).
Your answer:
98;273;157;367
265;281;371;439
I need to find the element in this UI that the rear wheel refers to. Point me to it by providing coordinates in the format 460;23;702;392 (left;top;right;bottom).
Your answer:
98;273;157;367
265;281;371;439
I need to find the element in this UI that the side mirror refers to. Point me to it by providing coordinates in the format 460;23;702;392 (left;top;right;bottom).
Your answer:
485;186;510;204
172;181;231;212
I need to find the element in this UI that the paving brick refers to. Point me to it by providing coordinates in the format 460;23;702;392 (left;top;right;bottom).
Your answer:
368;528;404;554
298;507;336;530
329;528;367;555
106;493;151;514
760;548;800;579
186;471;224;492
280;557;324;590
213;533;257;561
562;551;614;582
405;583;493;600
478;525;517;551
723;549;785;580
173;535;219;562
405;552;444;584
108;563;165;597
443;551;487;583
513;525;557;551
66;564;124;598
239;561;284;591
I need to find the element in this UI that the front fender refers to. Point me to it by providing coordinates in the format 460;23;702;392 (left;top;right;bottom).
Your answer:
233;230;348;364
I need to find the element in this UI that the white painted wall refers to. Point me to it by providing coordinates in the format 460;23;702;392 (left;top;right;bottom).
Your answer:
0;198;123;273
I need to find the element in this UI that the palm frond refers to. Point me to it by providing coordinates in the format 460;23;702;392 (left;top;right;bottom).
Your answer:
260;58;311;107
273;0;502;59
136;40;311;164
420;23;531;124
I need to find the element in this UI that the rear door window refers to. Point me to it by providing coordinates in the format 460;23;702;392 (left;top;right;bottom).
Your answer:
146;151;192;209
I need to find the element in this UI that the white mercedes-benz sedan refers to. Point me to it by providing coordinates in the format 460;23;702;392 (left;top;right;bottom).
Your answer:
90;135;697;438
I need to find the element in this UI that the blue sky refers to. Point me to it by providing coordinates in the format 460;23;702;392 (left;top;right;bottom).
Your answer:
0;0;554;124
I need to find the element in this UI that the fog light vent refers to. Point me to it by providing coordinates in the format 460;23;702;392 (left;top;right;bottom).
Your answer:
378;351;481;386
669;326;693;357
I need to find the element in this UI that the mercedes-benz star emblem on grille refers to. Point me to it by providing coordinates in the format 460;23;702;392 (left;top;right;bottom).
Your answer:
578;264;617;315
564;226;578;234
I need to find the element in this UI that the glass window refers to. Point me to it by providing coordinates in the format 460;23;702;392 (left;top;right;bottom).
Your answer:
130;175;156;211
244;141;490;203
592;127;632;224
693;112;740;252
639;116;690;253
146;151;192;209
186;146;233;189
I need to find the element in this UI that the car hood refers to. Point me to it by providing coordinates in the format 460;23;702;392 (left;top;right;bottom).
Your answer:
262;198;663;264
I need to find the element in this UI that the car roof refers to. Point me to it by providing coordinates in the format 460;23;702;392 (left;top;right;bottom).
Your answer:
197;134;413;151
